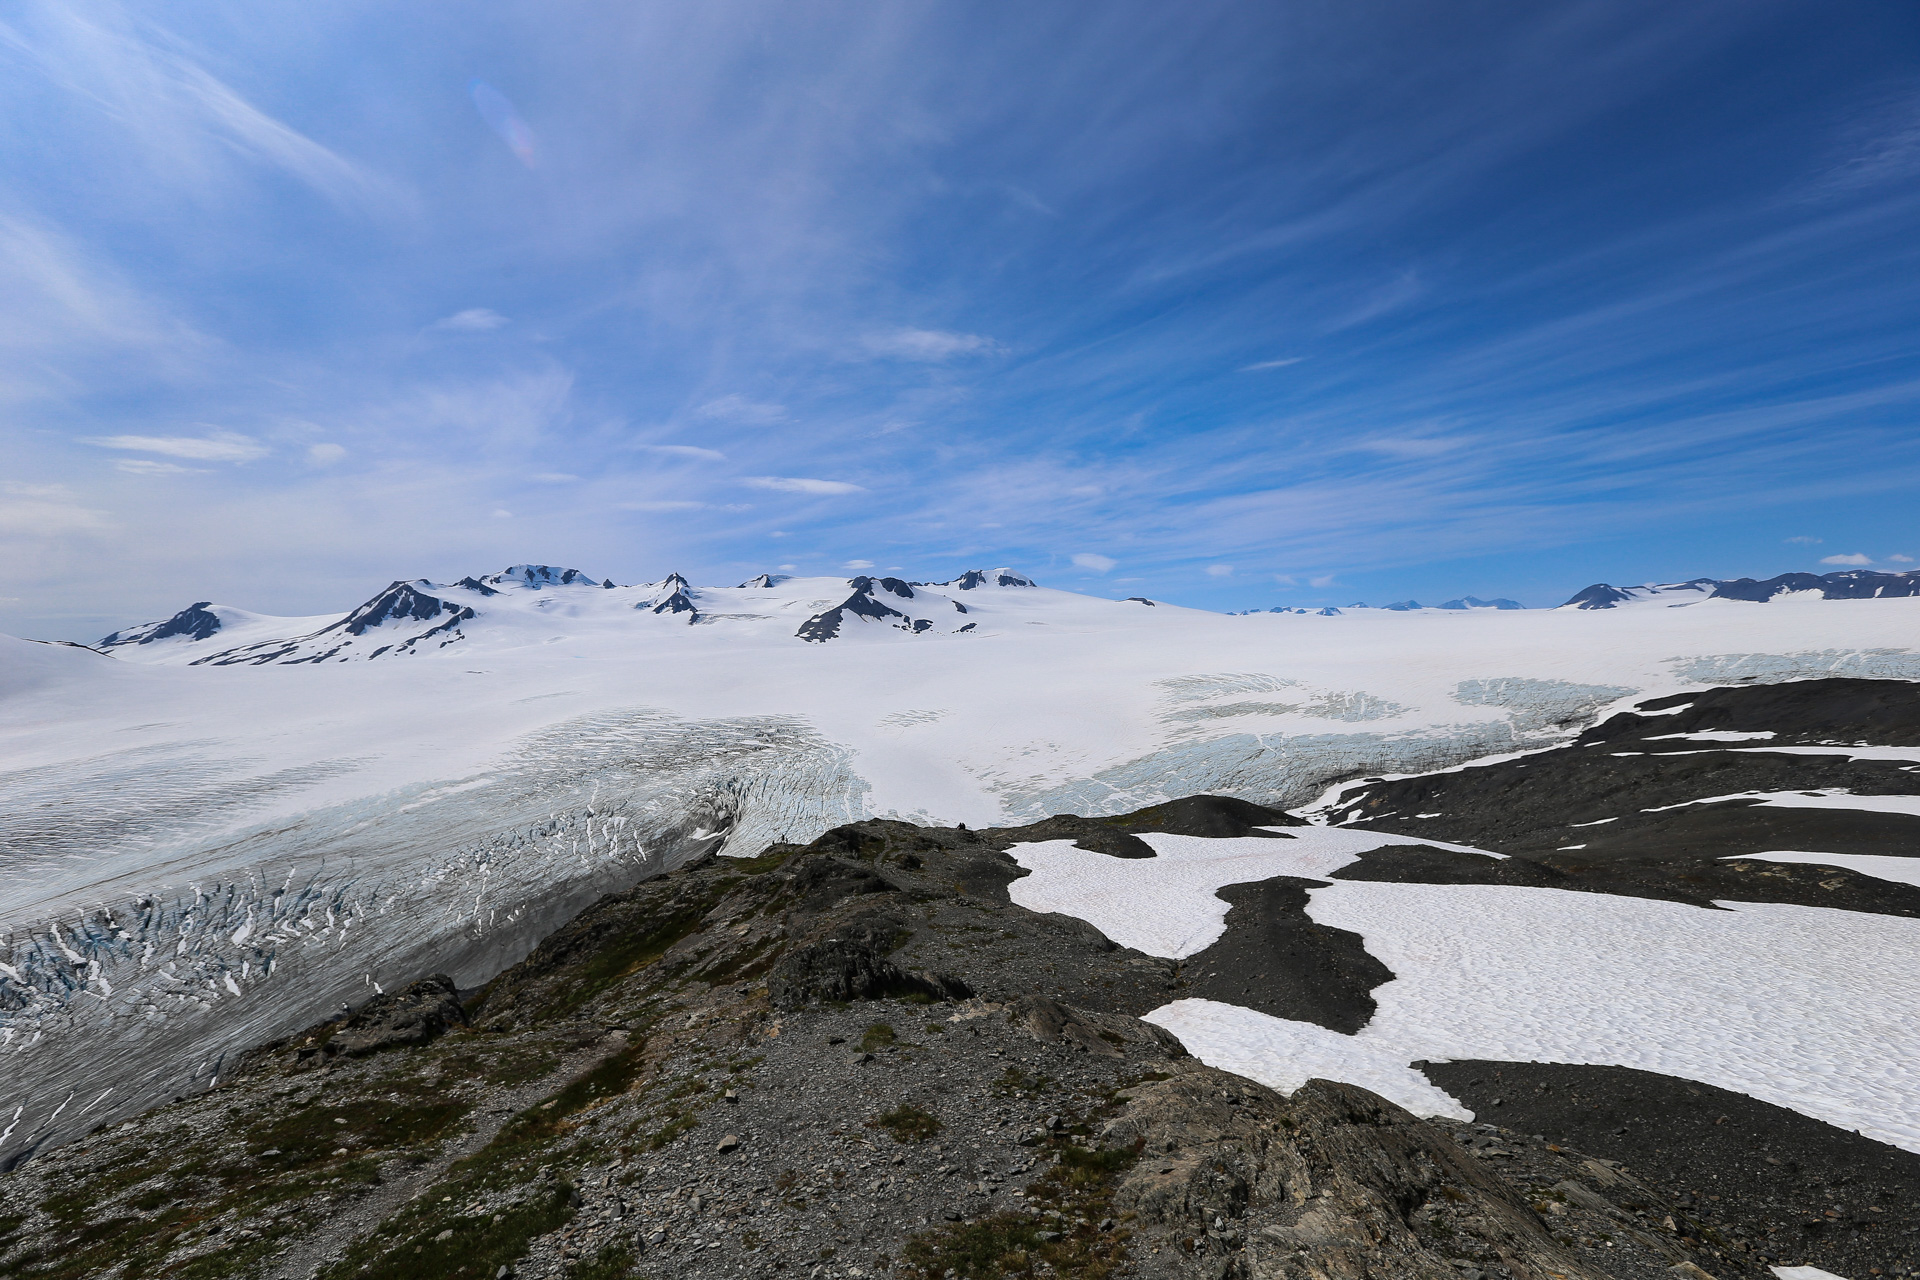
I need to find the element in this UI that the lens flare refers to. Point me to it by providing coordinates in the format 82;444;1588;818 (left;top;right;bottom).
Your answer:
470;79;537;168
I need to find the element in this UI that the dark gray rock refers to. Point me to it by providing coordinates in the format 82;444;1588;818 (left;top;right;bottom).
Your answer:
319;973;469;1059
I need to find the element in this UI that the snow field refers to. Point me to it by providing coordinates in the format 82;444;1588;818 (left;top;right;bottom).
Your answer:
1004;829;1502;958
1011;832;1920;1154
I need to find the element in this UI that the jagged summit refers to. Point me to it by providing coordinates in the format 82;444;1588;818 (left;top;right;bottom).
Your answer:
99;601;222;648
937;567;1036;589
1560;578;1719;610
1561;568;1920;609
483;565;604;589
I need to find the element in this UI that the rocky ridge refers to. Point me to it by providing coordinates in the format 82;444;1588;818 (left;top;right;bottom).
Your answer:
0;800;1814;1280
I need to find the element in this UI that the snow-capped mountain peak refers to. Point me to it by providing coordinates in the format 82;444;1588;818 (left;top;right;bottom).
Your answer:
98;601;223;647
482;564;605;589
939;567;1035;589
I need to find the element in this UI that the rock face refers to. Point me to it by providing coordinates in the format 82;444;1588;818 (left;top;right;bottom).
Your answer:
1324;676;1920;917
97;601;223;648
0;811;1796;1280
1104;1074;1614;1280
766;906;972;1009
320;973;470;1059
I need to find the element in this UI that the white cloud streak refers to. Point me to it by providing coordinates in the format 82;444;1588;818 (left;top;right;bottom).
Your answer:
698;396;786;425
432;309;508;331
80;431;266;461
637;444;726;461
0;4;384;212
861;328;1005;361
744;476;866;495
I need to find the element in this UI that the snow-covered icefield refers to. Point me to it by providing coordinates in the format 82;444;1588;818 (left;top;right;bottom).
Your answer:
1008;831;1920;1155
3;566;1920;1163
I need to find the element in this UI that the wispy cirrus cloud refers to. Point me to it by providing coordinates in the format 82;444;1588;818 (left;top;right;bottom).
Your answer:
431;308;508;332
697;396;786;425
636;444;726;461
1820;552;1873;566
79;431;266;461
744;476;865;495
115;458;205;475
0;481;108;534
861;328;1005;361
619;500;749;512
0;4;385;212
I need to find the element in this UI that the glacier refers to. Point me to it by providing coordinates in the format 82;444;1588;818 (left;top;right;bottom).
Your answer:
4;564;1920;1165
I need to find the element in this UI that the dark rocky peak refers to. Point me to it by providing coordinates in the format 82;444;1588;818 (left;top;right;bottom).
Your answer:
738;573;790;588
1317;605;1342;615
655;572;691;594
1562;583;1633;609
452;576;501;596
1383;600;1423;611
944;567;1036;590
649;589;698;619
484;565;599;589
1562;575;1743;608
796;585;914;642
1439;596;1523;610
1125;597;1157;606
1705;573;1826;602
1711;568;1920;602
848;575;914;599
334;581;460;636
98;602;222;648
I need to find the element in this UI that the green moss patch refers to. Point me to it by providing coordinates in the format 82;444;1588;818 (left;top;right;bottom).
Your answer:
321;1184;575;1280
870;1104;941;1144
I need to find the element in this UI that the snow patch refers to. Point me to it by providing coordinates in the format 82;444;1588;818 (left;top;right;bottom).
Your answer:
1005;829;1502;959
1142;881;1920;1153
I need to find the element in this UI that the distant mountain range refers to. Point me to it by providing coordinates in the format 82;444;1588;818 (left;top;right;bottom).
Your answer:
94;565;1920;663
95;564;1043;664
1226;598;1523;616
1562;567;1920;609
1230;568;1920;616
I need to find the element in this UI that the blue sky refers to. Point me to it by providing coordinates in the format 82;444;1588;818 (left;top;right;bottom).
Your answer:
3;0;1918;638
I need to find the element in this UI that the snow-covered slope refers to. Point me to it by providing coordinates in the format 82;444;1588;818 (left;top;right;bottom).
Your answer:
5;563;1920;1163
